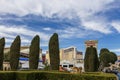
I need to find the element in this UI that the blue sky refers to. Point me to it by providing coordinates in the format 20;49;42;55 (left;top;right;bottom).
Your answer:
0;0;120;55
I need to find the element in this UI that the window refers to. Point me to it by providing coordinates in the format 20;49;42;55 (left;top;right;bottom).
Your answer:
69;65;73;67
63;65;67;67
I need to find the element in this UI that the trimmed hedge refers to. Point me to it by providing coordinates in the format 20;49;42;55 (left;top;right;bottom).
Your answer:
16;71;37;80
0;71;117;80
0;71;15;80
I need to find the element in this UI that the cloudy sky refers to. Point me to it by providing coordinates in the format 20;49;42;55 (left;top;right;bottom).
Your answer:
0;0;120;55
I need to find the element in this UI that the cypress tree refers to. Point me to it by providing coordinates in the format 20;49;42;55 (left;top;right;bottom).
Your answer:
29;35;40;69
89;46;94;71
0;38;5;70
10;35;21;70
49;33;60;70
84;47;90;72
93;47;99;71
84;46;99;72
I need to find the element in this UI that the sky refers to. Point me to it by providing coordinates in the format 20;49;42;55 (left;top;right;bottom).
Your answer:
0;0;120;55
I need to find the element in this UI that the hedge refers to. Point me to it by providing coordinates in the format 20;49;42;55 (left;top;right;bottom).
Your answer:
0;71;15;80
0;71;117;80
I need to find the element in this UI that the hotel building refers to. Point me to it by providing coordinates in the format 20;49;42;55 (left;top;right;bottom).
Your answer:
3;46;44;70
46;46;84;69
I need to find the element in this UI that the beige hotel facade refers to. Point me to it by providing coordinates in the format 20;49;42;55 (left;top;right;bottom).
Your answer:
46;46;83;68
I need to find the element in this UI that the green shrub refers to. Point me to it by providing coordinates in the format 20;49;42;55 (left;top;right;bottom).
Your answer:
0;71;15;80
16;71;37;80
34;71;117;80
0;71;117;80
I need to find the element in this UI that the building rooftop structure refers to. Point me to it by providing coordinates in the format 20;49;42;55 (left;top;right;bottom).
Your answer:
4;46;42;58
85;40;98;48
45;46;84;72
4;46;29;54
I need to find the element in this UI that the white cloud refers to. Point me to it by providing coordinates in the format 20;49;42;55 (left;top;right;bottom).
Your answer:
6;38;30;43
111;49;120;53
0;25;51;47
0;25;50;41
111;21;120;33
0;0;119;53
5;38;14;43
81;20;112;34
0;0;114;18
43;27;51;31
0;0;43;16
56;26;102;39
0;0;119;35
0;32;15;38
41;42;48;47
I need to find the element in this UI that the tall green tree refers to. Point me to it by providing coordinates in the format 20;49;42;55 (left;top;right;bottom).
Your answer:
10;35;21;70
84;46;99;72
93;47;99;71
99;52;110;67
0;38;5;70
49;33;60;70
99;48;117;69
109;52;117;64
99;48;109;56
84;47;90;72
99;48;110;70
29;35;40;69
